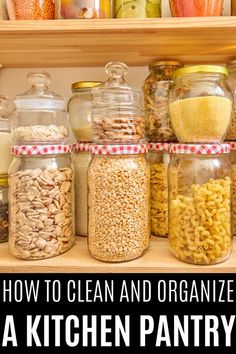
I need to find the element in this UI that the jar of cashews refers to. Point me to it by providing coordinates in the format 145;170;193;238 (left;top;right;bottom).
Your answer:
147;142;170;237
168;143;233;265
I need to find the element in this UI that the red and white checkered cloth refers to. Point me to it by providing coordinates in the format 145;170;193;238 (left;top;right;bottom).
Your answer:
170;144;230;155
91;144;148;155
73;143;93;153
148;142;170;153
11;145;72;155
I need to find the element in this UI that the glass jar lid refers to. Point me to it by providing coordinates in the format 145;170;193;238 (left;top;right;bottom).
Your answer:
0;174;8;186
12;145;72;156
172;65;228;79
91;144;148;155
149;60;182;69
170;144;230;155
149;142;170;152
14;71;66;110
71;81;102;92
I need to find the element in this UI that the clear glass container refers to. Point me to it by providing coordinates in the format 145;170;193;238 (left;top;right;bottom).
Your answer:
72;143;91;237
230;143;236;236
88;144;150;262
6;0;60;20
169;65;233;143
8;145;75;260
168;143;232;265
0;96;12;176
12;71;68;145
61;0;111;18
147;143;170;237
144;60;182;142
0;176;8;243
226;61;236;140
0;0;8;19
169;0;224;17
114;0;161;18
92;62;144;144
68;81;102;142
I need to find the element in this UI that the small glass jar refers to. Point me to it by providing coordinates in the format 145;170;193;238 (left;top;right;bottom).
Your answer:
88;144;150;262
6;0;60;20
92;62;144;144
12;71;68;145
0;0;8;19
61;0;111;19
169;0;224;17
68;81;102;142
230;142;236;236
114;0;161;18
169;65;233;143
144;61;182;142
169;143;232;265
0;96;12;176
72;143;91;237
9;145;75;260
0;175;8;243
147;143;170;238
226;61;236;141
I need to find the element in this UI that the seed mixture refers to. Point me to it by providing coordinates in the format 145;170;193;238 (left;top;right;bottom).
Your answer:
13;125;68;143
0;201;8;243
9;167;74;260
6;0;56;20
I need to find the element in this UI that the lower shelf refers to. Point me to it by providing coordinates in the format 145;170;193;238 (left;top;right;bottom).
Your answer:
0;237;235;273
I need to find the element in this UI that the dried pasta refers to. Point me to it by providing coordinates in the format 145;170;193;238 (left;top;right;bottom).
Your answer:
232;164;236;235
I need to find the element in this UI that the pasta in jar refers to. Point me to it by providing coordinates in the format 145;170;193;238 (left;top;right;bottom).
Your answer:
230;143;236;236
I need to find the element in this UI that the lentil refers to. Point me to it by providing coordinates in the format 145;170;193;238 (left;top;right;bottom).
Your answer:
6;0;57;20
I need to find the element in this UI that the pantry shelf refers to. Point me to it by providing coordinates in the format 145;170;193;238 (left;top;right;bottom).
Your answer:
0;237;235;273
1;17;236;67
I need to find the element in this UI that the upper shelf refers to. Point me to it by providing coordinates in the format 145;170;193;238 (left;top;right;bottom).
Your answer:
0;17;236;68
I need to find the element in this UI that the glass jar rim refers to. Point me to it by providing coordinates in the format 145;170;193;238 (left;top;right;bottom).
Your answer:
149;60;182;69
172;65;228;79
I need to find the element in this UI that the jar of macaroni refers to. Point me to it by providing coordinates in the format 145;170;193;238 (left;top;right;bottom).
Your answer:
88;144;150;262
147;143;170;237
68;81;102;142
226;61;236;140
169;65;233;143
72;143;91;237
230;142;236;236
9;145;75;260
168;143;232;265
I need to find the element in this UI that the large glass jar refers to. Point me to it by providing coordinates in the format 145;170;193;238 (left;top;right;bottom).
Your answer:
12;71;68;145
169;65;233;143
226;61;236;140
9;145;75;260
144;60;182;142
0;0;8;19
0;96;12;176
92;62;145;144
6;0;60;19
169;143;232;265
0;176;8;243
72;143;91;237
61;0;111;18
114;0;161;18
147;143;170;238
169;0;224;16
68;81;102;142
230;142;236;236
88;144;150;262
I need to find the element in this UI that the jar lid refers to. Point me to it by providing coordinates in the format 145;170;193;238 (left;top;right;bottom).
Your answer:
172;65;228;79
71;81;102;91
73;143;93;152
12;145;72;156
91;144;148;155
170;144;230;155
149;60;182;69
149;142;170;153
0;174;8;186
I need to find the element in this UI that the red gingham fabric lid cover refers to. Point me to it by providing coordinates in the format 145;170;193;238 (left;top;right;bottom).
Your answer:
73;143;93;152
170;144;230;155
11;145;72;156
229;142;236;151
149;142;170;152
91;144;148;155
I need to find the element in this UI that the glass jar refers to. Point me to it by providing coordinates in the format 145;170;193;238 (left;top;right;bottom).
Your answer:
144;61;182;142
0;96;12;176
12;71;68;145
169;0;224;16
88;144;150;262
114;0;161;18
6;0;60;19
9;145;75;260
169;65;233;143
0;0;8;19
147;143;170;237
230;142;236;236
68;81;102;142
92;62;144;144
61;0;111;18
226;61;236;140
72;143;91;237
169;143;232;265
232;0;236;15
0;176;8;243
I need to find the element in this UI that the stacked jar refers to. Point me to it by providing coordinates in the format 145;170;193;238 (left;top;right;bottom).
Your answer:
87;62;150;262
168;65;234;265
9;71;75;260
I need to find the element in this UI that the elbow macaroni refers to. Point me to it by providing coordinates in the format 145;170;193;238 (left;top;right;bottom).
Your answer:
232;164;236;236
169;177;232;265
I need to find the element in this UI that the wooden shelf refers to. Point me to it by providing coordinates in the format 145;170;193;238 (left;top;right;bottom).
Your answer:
0;237;235;273
0;17;236;67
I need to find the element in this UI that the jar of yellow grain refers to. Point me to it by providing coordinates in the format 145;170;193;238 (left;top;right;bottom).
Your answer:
168;143;232;265
147;142;170;237
169;65;233;143
230;142;236;236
